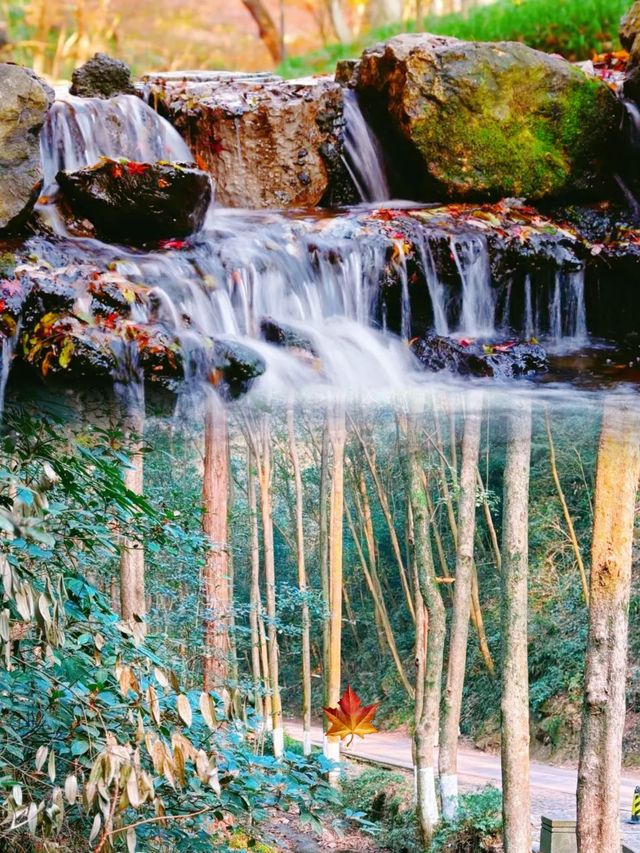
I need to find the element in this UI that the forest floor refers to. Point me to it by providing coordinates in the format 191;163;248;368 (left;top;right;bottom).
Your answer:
285;720;640;849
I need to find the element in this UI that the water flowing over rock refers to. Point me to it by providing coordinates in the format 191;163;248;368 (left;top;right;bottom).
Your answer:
0;64;54;233
142;71;351;208
412;334;549;378
56;158;212;242
70;53;136;99
351;34;622;202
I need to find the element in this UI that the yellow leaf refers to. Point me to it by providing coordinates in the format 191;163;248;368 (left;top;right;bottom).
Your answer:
176;694;192;728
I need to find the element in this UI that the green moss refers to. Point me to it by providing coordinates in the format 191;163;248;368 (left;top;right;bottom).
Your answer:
229;830;277;852
409;54;616;198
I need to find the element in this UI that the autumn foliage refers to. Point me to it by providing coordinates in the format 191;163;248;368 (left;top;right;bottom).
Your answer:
323;685;379;746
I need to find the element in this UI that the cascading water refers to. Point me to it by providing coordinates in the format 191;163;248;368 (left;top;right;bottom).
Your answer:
341;90;390;203
24;91;594;402
40;94;193;185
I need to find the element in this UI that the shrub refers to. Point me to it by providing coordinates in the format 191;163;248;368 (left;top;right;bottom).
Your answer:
430;786;503;853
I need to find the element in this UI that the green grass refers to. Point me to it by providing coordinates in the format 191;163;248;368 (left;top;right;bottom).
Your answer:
278;0;628;78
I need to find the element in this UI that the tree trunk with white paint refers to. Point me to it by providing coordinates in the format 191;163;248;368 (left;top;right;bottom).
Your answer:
324;403;346;784
403;409;446;846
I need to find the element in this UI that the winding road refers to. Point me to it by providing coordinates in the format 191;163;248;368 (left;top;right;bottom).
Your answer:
284;719;640;848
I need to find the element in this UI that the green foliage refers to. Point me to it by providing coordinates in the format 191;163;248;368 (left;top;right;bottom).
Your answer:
341;768;420;852
0;404;338;851
430;787;503;852
279;0;627;78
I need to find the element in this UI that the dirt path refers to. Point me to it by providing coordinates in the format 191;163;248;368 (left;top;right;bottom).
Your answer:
285;719;640;848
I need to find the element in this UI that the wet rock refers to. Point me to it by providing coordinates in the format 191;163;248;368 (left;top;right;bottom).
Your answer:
56;159;212;242
352;34;622;202
143;71;349;208
261;317;317;355
412;334;548;378
213;339;266;398
70;53;136;99
0;64;54;233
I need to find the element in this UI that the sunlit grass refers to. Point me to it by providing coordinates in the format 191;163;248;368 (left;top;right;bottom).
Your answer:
279;0;627;78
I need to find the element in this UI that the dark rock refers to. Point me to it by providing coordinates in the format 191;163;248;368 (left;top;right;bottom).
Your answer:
0;64;54;233
70;53;136;99
261;317;317;355
142;71;349;208
412;334;548;378
56;159;212;242
353;34;622;202
213;339;266;398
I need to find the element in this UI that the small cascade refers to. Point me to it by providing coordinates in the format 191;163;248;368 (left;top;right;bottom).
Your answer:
41;94;193;186
342;90;390;203
450;236;495;337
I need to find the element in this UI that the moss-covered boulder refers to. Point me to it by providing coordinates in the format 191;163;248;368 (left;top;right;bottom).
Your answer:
352;34;622;201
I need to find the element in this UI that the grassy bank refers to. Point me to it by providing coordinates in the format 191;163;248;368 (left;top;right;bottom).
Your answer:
279;0;628;78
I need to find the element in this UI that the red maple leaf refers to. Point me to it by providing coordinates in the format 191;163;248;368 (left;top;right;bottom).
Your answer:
323;685;379;747
126;162;150;176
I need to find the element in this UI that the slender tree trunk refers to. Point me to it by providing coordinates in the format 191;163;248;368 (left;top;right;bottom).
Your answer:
120;411;146;624
202;403;230;691
324;403;346;783
257;415;284;756
544;408;589;606
319;419;330;705
500;401;532;853
241;0;283;62
439;404;483;820
350;420;416;622
344;501;414;697
403;411;446;846
287;407;312;756
577;401;640;853
247;451;265;725
326;0;353;43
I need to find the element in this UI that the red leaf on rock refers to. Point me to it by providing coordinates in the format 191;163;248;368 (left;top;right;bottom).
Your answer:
159;239;188;250
126;162;150;176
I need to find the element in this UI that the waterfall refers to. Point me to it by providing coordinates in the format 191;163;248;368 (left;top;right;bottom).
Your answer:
450;236;495;337
341;90;390;203
40;94;193;186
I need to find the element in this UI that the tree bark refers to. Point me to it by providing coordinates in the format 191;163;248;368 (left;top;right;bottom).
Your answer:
577;401;640;853
120;411;146;625
287;406;312;756
247;450;265;724
500;400;532;853
257;414;284;756
403;410;446;846
439;403;483;820
241;0;283;62
202;403;230;691
324;403;346;783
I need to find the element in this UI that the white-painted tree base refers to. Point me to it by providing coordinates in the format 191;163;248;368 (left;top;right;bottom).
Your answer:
417;766;439;826
303;730;312;756
440;773;459;821
272;725;284;758
324;734;341;786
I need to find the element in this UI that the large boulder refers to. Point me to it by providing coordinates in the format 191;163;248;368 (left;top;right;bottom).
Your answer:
56;158;212;242
351;34;622;201
142;71;352;208
0;64;54;232
70;53;136;99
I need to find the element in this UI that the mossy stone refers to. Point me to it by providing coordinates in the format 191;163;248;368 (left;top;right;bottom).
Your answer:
354;34;622;201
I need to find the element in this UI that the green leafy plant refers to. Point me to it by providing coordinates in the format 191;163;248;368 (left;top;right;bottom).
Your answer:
430;786;503;852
